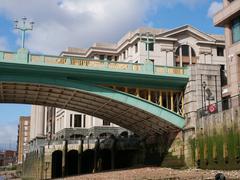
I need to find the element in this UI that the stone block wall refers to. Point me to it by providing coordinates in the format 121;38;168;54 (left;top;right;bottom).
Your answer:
183;63;222;167
191;106;240;170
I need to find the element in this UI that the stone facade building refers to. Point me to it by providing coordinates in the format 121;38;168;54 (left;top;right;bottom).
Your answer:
214;0;240;98
0;150;17;166
61;25;226;68
30;106;124;144
17;116;31;164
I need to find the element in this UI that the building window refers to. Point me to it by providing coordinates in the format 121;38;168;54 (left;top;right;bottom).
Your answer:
114;56;118;61
70;114;72;127
217;47;224;56
107;55;112;61
83;115;86;128
123;52;126;59
99;55;105;60
135;43;138;53
232;16;240;44
146;43;154;51
103;120;110;126
74;115;82;127
220;64;227;86
149;59;154;64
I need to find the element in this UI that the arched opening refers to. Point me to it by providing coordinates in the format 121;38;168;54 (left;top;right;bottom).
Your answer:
81;149;94;174
175;45;196;66
98;149;112;171
51;150;62;179
66;150;78;176
115;150;138;169
99;132;115;139
88;133;94;139
69;134;85;140
119;131;129;138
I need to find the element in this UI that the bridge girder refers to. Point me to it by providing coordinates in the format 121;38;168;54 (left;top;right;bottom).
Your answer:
0;54;187;137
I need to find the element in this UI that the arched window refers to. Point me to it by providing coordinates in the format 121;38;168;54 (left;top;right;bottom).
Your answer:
175;45;196;66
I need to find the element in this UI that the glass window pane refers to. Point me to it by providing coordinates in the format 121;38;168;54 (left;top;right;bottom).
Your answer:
232;16;240;43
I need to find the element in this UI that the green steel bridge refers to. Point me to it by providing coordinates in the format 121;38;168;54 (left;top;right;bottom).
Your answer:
0;48;189;137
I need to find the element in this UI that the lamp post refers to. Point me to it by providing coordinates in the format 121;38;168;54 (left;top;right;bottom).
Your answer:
202;81;206;110
140;32;155;61
14;17;34;48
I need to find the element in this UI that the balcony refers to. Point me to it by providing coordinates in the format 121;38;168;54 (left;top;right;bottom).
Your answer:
214;0;240;27
175;56;197;64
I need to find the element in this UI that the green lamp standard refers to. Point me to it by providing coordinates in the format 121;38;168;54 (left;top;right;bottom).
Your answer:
14;17;34;49
140;32;155;62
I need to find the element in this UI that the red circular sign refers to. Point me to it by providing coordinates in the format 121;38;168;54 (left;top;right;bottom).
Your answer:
208;104;217;113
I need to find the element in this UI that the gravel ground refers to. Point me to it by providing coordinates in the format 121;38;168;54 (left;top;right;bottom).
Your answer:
61;167;240;180
0;170;20;179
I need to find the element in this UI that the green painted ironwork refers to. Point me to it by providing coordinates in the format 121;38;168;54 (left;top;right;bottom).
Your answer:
0;73;185;129
0;49;189;129
0;50;189;76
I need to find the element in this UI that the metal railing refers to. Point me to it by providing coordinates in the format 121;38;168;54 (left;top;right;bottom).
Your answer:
197;94;240;118
0;50;189;76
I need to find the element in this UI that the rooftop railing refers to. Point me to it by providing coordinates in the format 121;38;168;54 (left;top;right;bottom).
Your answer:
0;50;189;76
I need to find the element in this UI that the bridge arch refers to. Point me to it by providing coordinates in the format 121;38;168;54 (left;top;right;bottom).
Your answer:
0;70;185;137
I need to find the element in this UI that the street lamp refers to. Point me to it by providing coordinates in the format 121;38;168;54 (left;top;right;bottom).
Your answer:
14;17;34;48
202;81;206;110
140;32;155;62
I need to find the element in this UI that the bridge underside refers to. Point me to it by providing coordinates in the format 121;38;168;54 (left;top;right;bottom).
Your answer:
0;82;181;137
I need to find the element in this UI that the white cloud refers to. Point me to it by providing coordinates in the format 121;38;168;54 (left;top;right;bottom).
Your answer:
0;0;207;55
0;37;8;50
208;1;223;18
0;123;18;147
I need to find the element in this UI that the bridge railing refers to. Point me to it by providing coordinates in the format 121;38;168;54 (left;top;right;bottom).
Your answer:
0;50;188;76
29;54;146;73
155;65;188;75
197;94;240;118
30;54;188;76
0;51;16;61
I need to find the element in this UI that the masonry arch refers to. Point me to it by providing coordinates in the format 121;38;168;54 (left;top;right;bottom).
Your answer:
69;134;85;140
66;150;78;176
51;150;62;179
119;131;129;138
99;132;115;139
175;44;196;66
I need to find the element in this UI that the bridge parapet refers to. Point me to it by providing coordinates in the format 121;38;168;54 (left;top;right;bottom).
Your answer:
0;50;189;77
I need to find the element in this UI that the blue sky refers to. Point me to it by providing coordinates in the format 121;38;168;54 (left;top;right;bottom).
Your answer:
0;0;223;149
